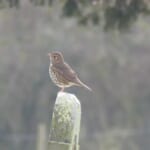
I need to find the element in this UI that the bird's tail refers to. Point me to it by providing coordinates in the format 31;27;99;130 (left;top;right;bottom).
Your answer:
77;80;92;91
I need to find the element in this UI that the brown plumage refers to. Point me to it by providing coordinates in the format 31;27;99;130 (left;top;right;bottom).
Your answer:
48;51;92;92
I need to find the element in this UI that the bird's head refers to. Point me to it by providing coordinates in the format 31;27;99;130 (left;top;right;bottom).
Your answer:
48;51;64;64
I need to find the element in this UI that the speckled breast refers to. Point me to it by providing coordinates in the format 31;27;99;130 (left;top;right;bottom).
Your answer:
49;66;71;88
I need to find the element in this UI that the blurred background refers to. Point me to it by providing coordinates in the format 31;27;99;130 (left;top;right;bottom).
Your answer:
0;0;150;150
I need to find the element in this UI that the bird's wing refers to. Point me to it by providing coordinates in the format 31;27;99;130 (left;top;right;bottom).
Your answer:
61;63;92;91
54;63;78;83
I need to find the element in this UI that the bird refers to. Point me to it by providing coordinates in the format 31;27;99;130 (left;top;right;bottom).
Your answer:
48;51;92;92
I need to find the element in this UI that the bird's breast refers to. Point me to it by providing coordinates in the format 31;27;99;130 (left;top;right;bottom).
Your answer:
49;66;73;88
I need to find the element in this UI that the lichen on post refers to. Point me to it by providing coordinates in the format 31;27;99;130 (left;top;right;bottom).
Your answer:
48;92;81;150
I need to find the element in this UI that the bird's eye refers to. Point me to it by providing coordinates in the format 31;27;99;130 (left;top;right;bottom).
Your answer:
54;55;58;60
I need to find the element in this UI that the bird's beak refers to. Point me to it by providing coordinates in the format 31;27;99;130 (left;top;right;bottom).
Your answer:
48;53;51;57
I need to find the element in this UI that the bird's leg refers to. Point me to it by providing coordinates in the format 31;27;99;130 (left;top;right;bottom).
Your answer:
60;87;64;92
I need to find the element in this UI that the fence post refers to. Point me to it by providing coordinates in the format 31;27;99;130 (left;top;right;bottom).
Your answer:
37;123;47;150
48;92;81;150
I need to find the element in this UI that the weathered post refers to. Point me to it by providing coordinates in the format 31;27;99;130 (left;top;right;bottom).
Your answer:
37;123;47;150
48;92;81;150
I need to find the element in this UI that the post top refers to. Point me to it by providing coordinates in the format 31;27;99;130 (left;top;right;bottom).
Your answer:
57;92;81;105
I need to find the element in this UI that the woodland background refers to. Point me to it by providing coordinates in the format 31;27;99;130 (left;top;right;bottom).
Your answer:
0;0;150;150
